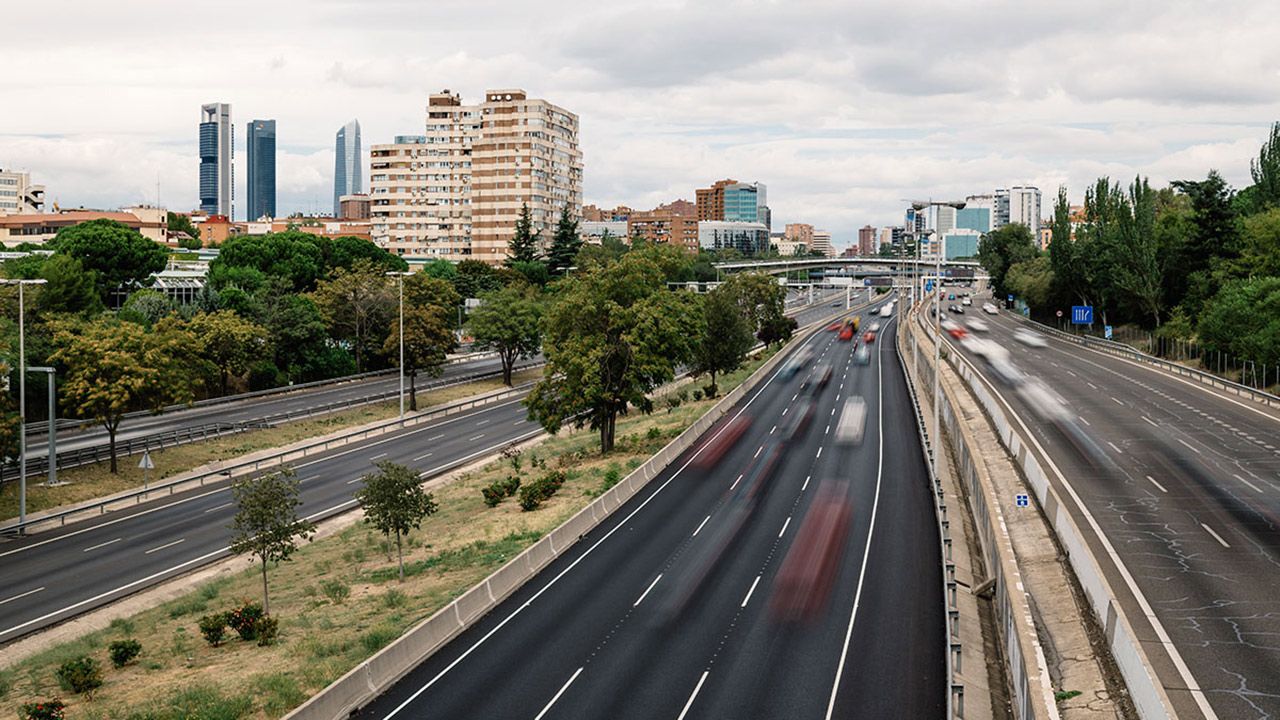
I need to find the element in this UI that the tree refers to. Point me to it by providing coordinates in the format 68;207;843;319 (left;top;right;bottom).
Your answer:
546;206;583;276
1238;208;1280;277
1110;177;1164;326
312;259;394;373
717;271;790;346
420;259;458;283
468;285;542;385
1198;277;1280;367
1005;256;1055;310
209;232;325;293
356;461;439;582
383;304;457;411
228;467;316;615
452;259;504;300
51;219;168;305
167;212;202;249
1250;121;1280;211
977;223;1039;298
252;278;347;382
35;254;103;317
691;288;753;397
118;289;176;328
506;203;540;265
526;252;700;453
1170;170;1241;317
510;260;550;287
49;317;204;472
187;310;272;395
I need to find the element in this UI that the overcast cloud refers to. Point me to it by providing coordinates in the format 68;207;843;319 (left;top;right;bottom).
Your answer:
2;0;1278;248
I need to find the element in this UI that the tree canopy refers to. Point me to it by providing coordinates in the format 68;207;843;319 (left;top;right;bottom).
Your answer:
468;284;542;385
356;461;439;582
51;219;168;305
228;467;316;615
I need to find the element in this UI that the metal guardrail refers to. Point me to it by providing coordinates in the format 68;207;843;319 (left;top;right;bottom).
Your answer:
1009;313;1280;410
0;380;538;536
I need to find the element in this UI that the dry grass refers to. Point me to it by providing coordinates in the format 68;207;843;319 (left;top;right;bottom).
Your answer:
0;369;542;524
0;355;771;719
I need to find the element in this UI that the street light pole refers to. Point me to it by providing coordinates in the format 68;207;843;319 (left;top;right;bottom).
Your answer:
933;235;943;471
2;278;47;530
385;271;412;419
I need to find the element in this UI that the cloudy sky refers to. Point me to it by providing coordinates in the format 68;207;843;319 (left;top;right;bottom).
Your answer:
2;0;1278;249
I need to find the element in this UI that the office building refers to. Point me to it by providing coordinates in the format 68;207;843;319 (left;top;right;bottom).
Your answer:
723;182;769;227
199;103;233;216
934;205;957;235
334;119;362;217
994;188;1011;228
955;207;992;234
369;89;582;263
0;169;44;215
810;229;834;257
942;229;981;260
696;179;737;221
858;225;876;256
698;220;769;255
1008;185;1042;235
246;119;276;220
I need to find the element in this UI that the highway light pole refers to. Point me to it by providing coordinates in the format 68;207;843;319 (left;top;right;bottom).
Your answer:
386;271;413;419
2;278;48;530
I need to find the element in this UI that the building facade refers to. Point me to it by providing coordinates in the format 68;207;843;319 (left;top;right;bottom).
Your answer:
628;207;699;251
334;119;362;217
955;207;992;234
697;220;769;255
199;103;232;216
339;193;371;220
1008;185;1042;235
723;182;768;228
246;119;276;220
0;169;44;215
942;229;981;260
857;225;876;256
934;205;957;235
810;229;834;257
696;179;737;222
0;208;166;247
783;223;813;248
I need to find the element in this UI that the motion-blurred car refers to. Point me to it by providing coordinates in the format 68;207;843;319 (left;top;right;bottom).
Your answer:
769;480;853;622
940;319;967;339
982;303;998;315
781;346;815;378
862;331;876;343
1013;329;1048;348
962;297;972;306
853;345;871;365
834;397;868;445
868;321;881;332
965;319;989;332
838;325;855;342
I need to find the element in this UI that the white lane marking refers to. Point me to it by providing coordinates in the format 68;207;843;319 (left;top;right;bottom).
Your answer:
468;434;485;442
1107;441;1123;455
754;445;763;458
0;587;45;606
300;475;320;484
802;475;810;491
782;408;789;416
692;515;711;537
513;420;524;426
1201;523;1231;548
370;452;388;461
1087;382;1098;390
792;393;799;401
534;667;584;720
1141;416;1159;428
83;538;121;552
779;516;791;538
1111;396;1124;406
830;407;837;416
346;477;362;485
1078;415;1090;426
677;671;710;720
740;575;762;608
825;424;831;435
1147;476;1168;493
1234;474;1263;493
475;419;490;426
730;474;743;490
428;434;445;441
770;425;777;435
633;574;663;607
144;538;185;555
413;452;433;461
1176;438;1202;455
204;502;233;514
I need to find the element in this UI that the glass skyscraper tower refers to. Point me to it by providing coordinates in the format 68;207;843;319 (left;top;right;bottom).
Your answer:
334;119;362;217
246;119;277;220
199;103;232;216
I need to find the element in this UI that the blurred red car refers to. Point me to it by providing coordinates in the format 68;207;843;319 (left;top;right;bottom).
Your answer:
769;481;853;622
862;331;876;344
838;325;854;342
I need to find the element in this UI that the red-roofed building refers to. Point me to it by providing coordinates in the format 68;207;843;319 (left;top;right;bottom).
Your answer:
0;206;167;247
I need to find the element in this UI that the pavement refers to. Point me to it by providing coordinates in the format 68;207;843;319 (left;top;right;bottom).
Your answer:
946;295;1280;720
353;295;947;720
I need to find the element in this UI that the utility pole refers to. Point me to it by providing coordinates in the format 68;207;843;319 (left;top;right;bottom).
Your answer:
385;271;413;418
2;278;48;530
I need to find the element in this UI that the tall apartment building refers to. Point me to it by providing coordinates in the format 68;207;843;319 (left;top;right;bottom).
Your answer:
696;179;737;222
246;119;276;220
334;119;362;217
783;223;813;248
369;89;581;263
1008;185;1042;235
857;225;876;256
810;229;834;257
994;188;1011;228
628;206;699;251
0;169;44;215
199;103;232;216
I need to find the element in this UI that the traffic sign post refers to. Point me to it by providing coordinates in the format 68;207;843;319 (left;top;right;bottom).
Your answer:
139;451;155;489
1056;309;1064;331
1071;305;1093;325
1104;325;1113;340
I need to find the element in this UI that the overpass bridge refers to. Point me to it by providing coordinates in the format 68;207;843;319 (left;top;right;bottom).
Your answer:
713;256;983;279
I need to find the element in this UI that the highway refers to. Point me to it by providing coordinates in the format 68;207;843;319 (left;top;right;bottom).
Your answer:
0;295;856;644
941;295;1280;720
355;294;946;719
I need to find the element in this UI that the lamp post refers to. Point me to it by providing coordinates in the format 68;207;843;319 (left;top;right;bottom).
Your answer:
2;278;48;530
386;271;413;419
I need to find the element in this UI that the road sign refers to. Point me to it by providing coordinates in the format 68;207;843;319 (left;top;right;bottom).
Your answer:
1104;325;1113;340
138;452;154;470
1007;294;1013;302
1015;493;1029;508
924;279;934;293
1055;310;1063;318
1071;305;1094;324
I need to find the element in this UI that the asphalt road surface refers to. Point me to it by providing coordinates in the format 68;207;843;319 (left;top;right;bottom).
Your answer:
355;295;945;720
943;297;1280;720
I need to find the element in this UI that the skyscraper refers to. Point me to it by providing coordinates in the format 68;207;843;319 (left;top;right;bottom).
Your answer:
246;119;276;220
334;119;362;217
199;103;232;216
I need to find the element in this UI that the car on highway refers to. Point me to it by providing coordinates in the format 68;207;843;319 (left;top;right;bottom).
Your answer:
838;325;855;342
940;319;966;340
879;303;894;317
982;303;998;315
1013;329;1048;348
853;345;871;365
782;346;815;378
868;321;881;332
965;319;989;332
834;397;868;444
862;331;876;344
962;297;972;306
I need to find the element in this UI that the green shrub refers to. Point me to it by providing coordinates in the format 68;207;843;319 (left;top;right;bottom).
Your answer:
108;617;136;635
255;616;280;646
647;426;662;440
55;656;103;697
198;614;227;647
382;589;408;608
109;638;143;667
500;475;521;496
20;699;66;720
227;600;264;641
692;389;703;401
320;578;351;605
518;470;566;511
481;483;505;507
361;626;400;654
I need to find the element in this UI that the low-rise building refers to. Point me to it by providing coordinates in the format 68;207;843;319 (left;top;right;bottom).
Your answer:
0;169;44;215
581;220;627;244
339;193;371;220
0;208;166;247
698;220;769;255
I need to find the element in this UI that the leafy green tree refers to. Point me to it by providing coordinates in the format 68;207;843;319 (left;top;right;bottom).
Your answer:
312;259;394;373
1236;207;1280;278
167;212;202;249
691;288;753;397
576;231;630;271
356;461;439;582
51;219;168;305
718;272;787;341
510;260;550;287
319;235;408;275
228;467;316;615
1005;256;1055;310
526;252;700;453
506;203;540;265
1170;170;1241;317
977;223;1039;298
1109;177;1165;326
1250;121;1280;211
1198;277;1280;367
253;279;348;382
468;285;542;385
1;252;49;280
187;310;272;395
35;254;104;317
452;259;504;299
631;243;695;283
210;232;324;293
118;289;176;328
757;312;797;347
420;259;458;282
546;206;583;276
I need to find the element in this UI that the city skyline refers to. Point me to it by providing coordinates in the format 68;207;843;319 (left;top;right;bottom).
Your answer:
3;1;1280;247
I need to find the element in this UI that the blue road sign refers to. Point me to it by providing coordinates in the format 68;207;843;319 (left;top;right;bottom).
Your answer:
863;278;871;286
1071;305;1094;324
1015;493;1030;508
1007;294;1014;303
925;279;934;293
1104;325;1113;340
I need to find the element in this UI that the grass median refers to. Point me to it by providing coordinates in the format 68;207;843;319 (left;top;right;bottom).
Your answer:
0;369;542;525
0;351;775;719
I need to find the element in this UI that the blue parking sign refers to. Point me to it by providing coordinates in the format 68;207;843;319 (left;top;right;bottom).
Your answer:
1071;305;1093;324
1015;493;1029;508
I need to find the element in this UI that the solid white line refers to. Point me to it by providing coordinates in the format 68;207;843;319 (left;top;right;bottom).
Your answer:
1141;416;1159;428
1146;476;1168;493
1234;474;1263;493
370;452;388;460
203;502;233;514
802;475;810;491
1107;441;1123;455
1176;438;1202;454
468;434;485;442
82;538;121;552
534;667;584;720
779;516;791;537
741;575;762;608
692;515;711;537
0;587;45;606
677;671;710;720
633;574;663;607
1201;523;1230;548
144;538;185;555
730;474;744;490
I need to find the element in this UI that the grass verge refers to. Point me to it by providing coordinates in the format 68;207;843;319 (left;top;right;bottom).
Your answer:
0;368;541;524
0;354;773;719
